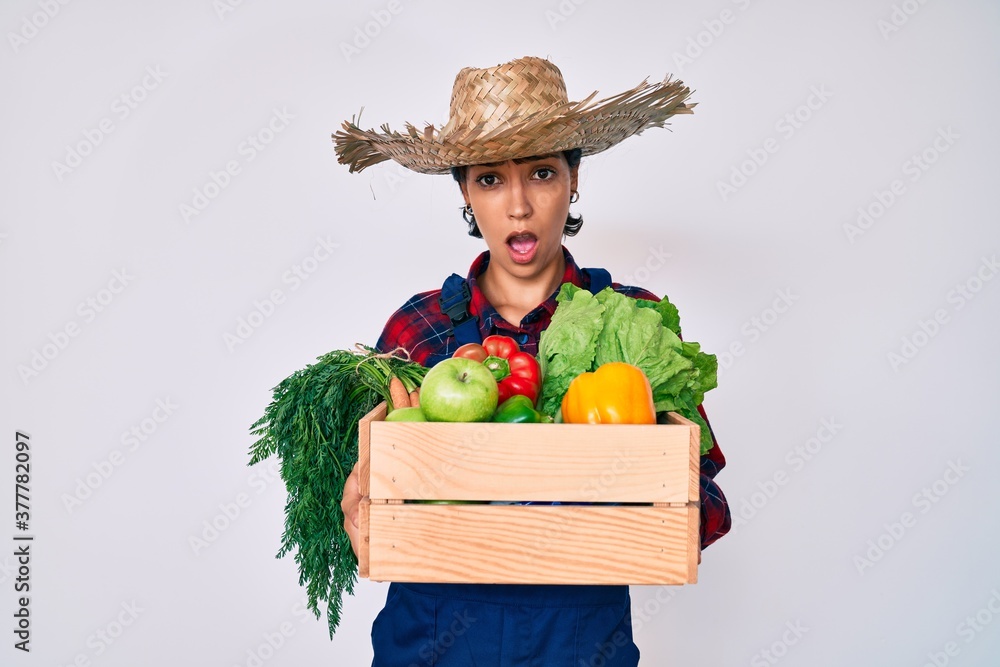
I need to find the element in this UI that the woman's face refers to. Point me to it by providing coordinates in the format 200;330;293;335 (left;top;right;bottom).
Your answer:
461;153;579;282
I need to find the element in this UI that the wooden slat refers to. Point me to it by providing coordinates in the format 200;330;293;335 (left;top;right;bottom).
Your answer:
664;412;701;503
367;504;695;585
357;498;370;578
688;504;700;581
357;402;388;497
369;421;693;503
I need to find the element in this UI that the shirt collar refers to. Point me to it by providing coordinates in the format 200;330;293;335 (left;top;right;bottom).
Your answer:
465;245;585;331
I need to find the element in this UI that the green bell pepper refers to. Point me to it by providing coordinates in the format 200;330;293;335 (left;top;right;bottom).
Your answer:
492;395;542;423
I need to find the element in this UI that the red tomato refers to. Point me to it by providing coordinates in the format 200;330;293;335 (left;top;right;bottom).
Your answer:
452;343;488;363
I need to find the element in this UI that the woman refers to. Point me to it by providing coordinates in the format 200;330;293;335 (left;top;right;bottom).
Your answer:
335;56;730;666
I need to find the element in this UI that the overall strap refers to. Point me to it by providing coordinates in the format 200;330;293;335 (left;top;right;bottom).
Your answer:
438;273;483;346
584;267;612;294
437;266;615;351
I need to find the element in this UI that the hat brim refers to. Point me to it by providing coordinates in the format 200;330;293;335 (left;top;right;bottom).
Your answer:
333;76;695;175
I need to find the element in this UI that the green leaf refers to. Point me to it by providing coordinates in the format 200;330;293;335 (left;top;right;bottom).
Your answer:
636;294;682;337
537;284;606;417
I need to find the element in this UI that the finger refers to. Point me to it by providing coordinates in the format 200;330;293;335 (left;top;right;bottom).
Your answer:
345;521;360;558
340;466;360;513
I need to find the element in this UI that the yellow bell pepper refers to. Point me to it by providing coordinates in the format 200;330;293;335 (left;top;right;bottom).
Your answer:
561;362;657;424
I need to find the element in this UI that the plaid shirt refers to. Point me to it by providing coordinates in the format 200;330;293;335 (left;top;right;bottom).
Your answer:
376;246;731;548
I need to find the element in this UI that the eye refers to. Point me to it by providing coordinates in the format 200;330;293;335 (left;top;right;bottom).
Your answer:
475;173;499;187
534;167;556;180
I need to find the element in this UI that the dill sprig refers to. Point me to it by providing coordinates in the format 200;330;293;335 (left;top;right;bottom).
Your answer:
248;345;426;638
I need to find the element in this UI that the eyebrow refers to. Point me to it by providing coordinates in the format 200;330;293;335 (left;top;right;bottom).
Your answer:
472;154;561;168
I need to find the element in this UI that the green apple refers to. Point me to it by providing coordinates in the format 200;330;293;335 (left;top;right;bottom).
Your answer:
419;357;498;422
385;407;427;422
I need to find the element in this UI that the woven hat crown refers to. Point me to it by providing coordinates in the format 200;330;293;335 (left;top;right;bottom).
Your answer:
441;57;570;139
333;55;695;174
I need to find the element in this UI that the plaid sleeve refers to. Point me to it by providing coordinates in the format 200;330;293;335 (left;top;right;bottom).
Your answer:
615;282;732;549
374;290;452;366
697;403;731;548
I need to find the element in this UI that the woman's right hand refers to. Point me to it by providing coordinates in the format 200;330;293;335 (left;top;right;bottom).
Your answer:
341;461;363;558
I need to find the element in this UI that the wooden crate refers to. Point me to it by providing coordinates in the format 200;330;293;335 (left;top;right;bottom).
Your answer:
357;402;701;585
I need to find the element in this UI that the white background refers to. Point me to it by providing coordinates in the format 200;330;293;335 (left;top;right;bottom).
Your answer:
3;0;999;665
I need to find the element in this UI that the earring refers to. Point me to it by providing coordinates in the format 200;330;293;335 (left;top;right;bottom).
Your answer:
462;204;476;224
570;191;580;204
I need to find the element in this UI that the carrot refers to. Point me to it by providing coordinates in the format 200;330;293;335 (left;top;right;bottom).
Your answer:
388;376;410;410
408;388;420;408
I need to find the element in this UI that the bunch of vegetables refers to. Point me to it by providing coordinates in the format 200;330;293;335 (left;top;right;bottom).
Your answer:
247;346;426;638
380;334;547;424
454;335;542;404
452;335;546;423
537;284;718;453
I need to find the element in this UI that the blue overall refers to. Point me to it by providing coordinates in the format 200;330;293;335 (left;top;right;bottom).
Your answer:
372;269;641;667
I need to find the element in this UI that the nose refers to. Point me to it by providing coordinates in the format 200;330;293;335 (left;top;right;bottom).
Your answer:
506;178;532;220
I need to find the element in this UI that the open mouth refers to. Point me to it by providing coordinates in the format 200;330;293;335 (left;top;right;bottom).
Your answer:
505;232;538;263
506;231;537;252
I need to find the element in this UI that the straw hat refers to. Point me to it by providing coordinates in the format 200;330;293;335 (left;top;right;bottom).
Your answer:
333;56;695;175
